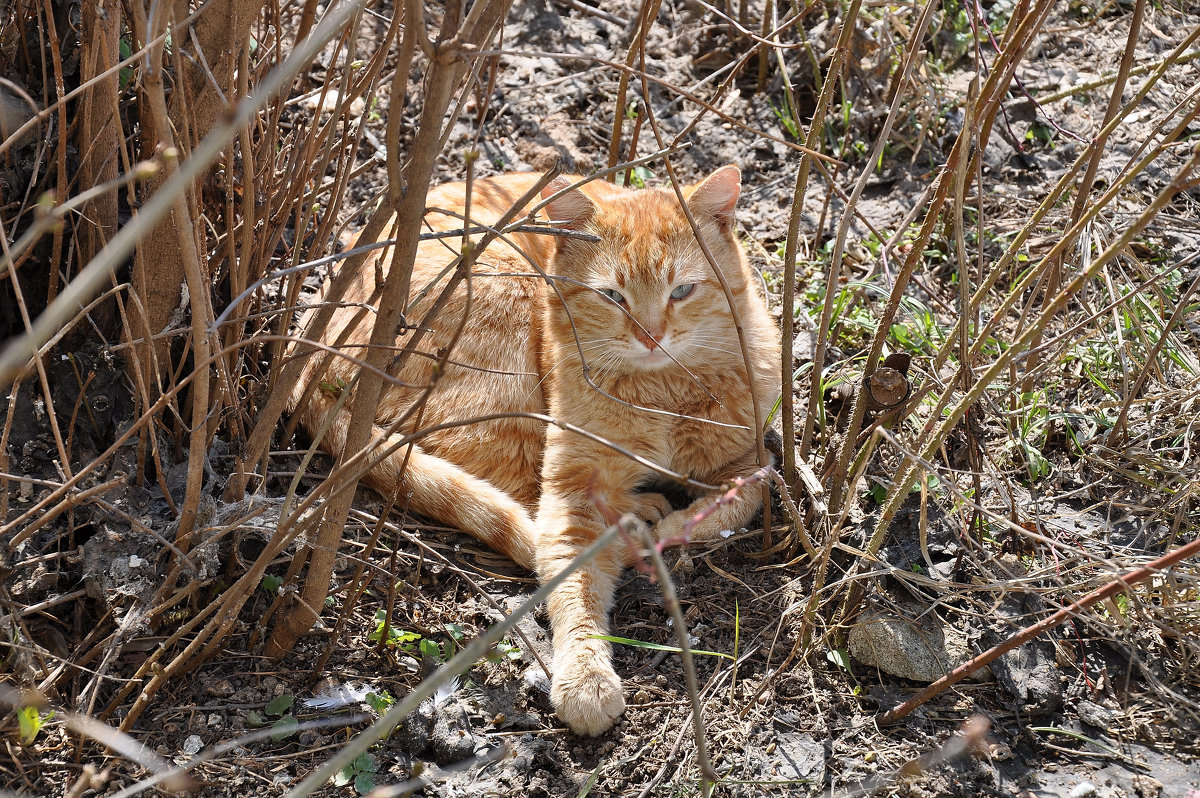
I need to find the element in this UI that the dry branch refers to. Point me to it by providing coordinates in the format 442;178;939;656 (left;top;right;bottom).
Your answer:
0;1;372;387
264;0;517;659
126;0;266;393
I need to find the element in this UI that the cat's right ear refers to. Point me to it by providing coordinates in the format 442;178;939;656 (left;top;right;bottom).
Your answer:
541;177;595;229
687;165;741;233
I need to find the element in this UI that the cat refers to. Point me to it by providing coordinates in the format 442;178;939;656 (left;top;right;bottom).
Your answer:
288;165;781;736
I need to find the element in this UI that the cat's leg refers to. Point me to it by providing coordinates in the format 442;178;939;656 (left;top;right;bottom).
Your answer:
652;448;770;547
535;446;647;736
628;490;674;524
364;431;539;570
303;384;539;569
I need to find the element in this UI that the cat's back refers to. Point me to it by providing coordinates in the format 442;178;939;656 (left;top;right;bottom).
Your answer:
422;171;610;249
423;171;562;230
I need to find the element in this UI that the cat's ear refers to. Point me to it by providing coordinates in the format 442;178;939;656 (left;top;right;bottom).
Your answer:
687;165;741;232
541;177;595;229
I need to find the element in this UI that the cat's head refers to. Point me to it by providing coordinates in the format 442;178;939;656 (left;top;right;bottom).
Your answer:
539;165;754;375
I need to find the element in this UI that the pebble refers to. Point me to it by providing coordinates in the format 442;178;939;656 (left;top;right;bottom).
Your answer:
204;678;235;697
431;703;477;765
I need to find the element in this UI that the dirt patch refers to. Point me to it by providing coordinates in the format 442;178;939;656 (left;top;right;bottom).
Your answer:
3;0;1200;796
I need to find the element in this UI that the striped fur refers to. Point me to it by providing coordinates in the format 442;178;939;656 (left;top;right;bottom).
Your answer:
288;166;781;736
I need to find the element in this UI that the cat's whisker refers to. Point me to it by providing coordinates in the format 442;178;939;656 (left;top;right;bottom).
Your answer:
524;358;563;401
575;341;616;353
556;339;616;357
686;334;740;347
686;344;743;357
682;336;746;355
527;341;617;399
586;349;623;381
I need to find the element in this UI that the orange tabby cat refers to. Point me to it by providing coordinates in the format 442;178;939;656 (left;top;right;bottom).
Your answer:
289;165;780;735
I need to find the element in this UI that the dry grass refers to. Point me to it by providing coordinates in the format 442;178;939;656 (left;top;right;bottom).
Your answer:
1;0;1198;794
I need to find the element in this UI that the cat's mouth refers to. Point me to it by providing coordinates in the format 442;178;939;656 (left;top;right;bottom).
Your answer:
630;346;678;370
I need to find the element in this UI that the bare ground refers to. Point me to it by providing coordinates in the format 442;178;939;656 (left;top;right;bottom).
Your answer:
3;0;1200;796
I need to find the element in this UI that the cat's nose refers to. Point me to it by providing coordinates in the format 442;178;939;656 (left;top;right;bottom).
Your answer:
635;328;663;351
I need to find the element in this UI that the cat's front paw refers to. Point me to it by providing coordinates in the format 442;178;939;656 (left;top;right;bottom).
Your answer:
551;648;625;736
630;491;674;524
654;505;742;546
652;508;691;545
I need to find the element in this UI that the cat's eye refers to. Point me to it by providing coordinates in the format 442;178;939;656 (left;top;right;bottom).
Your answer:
670;283;696;301
600;288;626;304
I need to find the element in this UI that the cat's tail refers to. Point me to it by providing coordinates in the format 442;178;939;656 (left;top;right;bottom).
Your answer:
292;385;538;572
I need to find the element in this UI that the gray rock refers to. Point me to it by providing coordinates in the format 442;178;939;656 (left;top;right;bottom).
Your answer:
849;607;990;683
430;702;477;765
990;637;1063;716
983;592;1065;716
399;702;434;757
81;525;158;611
770;733;825;783
1077;699;1117;728
204;678;236;698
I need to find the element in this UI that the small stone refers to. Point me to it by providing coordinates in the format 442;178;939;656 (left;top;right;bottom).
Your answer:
1076;699;1116;728
987;740;1013;760
849;607;989;683
198;676;230;696
400;703;434;757
300;90;365;118
1132;775;1163;798
431;703;476;765
181;735;203;756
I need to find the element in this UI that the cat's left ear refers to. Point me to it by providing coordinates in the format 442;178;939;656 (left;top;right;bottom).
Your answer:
541;176;596;229
687;165;741;232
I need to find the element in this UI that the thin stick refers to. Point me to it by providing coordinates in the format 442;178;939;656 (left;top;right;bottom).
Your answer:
1035;47;1200;104
1024;0;1146;388
637;69;773;544
819;0;944;516
0;0;373;388
636;517;718;787
606;0;662;174
1107;268;1200;444
795;0;864;463
141;6;217;550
